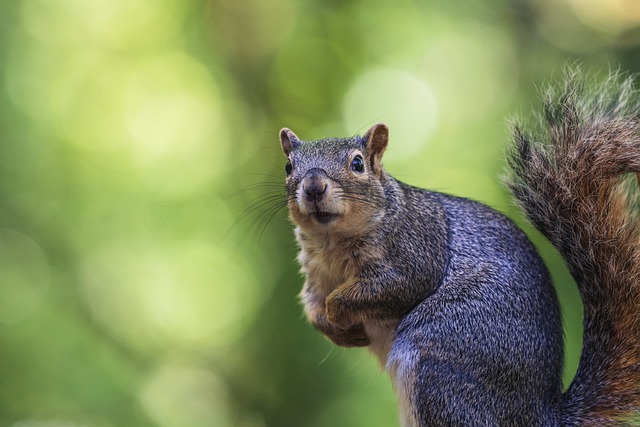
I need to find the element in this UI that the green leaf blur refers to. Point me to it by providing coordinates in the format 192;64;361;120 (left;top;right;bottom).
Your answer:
0;1;639;426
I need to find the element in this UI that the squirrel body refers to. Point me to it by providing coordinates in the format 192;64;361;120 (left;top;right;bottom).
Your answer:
279;74;640;426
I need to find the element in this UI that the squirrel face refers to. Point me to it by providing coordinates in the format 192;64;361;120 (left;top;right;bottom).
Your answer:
279;124;389;236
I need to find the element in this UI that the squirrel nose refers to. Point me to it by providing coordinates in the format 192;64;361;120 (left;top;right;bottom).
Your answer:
303;180;327;202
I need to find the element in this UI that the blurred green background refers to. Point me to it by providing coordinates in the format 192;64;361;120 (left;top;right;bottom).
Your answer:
1;0;639;426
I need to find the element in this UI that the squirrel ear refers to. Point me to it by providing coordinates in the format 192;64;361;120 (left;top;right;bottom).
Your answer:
362;123;389;175
280;128;301;157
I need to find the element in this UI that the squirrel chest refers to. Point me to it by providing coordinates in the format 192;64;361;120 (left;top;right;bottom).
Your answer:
295;226;389;295
295;227;398;364
295;227;359;295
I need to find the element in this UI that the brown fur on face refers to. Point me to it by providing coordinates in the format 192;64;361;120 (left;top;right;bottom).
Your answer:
281;125;389;240
287;182;385;239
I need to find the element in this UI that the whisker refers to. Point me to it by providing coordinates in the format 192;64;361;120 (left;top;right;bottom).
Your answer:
221;181;289;245
254;202;289;241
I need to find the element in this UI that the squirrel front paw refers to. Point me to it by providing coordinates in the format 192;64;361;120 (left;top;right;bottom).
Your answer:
326;290;360;329
312;313;370;347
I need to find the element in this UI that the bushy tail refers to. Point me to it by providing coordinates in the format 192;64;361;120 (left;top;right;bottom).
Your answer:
507;71;640;426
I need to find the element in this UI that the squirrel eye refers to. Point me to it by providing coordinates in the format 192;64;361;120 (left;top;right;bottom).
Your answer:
285;160;293;176
350;155;365;173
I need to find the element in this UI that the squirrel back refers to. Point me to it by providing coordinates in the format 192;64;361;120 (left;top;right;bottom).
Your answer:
507;72;640;425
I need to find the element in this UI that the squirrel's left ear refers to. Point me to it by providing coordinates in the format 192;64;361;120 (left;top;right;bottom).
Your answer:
280;128;301;157
362;123;388;176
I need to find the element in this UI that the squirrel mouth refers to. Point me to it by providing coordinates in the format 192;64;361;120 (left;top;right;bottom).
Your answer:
311;211;339;224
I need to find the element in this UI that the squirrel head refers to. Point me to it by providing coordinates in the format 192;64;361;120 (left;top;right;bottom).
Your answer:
279;123;389;235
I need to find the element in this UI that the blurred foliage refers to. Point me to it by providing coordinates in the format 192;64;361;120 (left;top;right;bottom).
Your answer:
1;0;640;426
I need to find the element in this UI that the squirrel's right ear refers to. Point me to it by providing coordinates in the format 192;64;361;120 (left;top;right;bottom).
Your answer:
280;128;301;157
362;123;389;176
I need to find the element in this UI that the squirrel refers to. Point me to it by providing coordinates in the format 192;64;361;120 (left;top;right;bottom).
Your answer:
278;73;640;426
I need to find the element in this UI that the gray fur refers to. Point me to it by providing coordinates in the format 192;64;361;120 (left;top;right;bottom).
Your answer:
281;71;640;426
